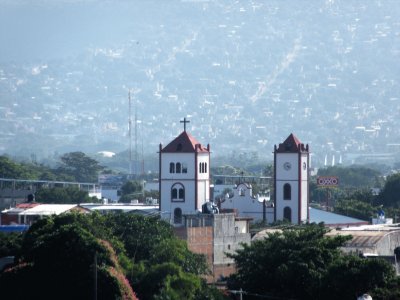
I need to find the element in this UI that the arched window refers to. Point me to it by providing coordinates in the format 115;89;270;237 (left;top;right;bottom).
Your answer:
283;207;292;222
171;183;185;202
199;162;202;173
283;183;291;200
204;162;207;173
170;162;175;173
174;208;182;224
176;162;181;173
171;188;177;199
182;163;187;173
178;188;185;199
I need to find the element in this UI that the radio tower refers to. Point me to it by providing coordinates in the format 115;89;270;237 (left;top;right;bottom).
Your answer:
128;90;133;176
134;95;138;177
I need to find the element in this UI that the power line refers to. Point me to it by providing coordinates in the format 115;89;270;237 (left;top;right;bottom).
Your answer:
229;289;297;300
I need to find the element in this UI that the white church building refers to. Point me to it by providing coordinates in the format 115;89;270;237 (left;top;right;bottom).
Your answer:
159;119;310;225
218;133;310;224
273;133;310;224
159;118;211;224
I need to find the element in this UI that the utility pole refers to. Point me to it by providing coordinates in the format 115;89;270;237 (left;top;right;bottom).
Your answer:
93;252;97;300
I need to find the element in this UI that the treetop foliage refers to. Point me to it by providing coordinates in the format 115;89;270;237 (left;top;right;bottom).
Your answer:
228;224;397;300
317;165;382;188
0;212;217;300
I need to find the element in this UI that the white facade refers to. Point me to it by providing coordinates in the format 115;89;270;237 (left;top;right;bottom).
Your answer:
274;134;309;224
219;183;274;223
159;131;210;225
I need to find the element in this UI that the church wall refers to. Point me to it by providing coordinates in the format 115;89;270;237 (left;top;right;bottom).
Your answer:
301;180;309;221
275;153;299;181
196;180;209;209
300;154;309;222
275;180;299;222
220;183;274;222
196;152;210;180
160;180;197;217
160;153;196;178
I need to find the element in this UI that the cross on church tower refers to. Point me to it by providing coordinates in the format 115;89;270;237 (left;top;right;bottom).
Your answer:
180;117;190;132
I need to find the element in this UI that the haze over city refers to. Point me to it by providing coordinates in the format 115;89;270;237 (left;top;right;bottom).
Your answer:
1;0;399;167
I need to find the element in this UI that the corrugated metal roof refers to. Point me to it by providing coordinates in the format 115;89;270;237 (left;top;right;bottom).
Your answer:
309;207;368;226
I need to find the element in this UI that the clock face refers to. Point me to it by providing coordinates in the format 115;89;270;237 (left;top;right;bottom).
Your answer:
283;162;292;171
303;162;307;170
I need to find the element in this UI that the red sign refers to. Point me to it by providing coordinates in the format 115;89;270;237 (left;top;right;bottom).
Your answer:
317;176;339;187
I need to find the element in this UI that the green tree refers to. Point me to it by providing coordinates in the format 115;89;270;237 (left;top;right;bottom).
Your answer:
334;199;376;221
0;232;24;258
135;262;201;300
57;151;104;182
378;173;400;208
323;255;396;300
34;185;97;204
149;238;208;275
1;212;222;300
0;155;38;179
227;224;396;300
229;224;393;299
102;214;215;299
104;213;175;263
317;166;382;188
0;215;137;300
119;180;143;202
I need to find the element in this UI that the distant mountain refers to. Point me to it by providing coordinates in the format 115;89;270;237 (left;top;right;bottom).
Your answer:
0;0;399;167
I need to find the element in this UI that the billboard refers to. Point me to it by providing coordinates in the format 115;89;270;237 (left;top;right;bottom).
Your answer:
317;176;339;187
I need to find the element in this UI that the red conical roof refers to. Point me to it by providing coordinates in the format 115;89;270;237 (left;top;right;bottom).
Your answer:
275;133;309;153
161;131;209;153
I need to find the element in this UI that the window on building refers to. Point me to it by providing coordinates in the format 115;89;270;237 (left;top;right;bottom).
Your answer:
178;187;185;199
199;162;207;174
174;207;182;224
170;162;175;173
283;183;291;200
171;188;177;199
182;163;187;173
176;162;181;173
171;183;185;202
283;207;292;222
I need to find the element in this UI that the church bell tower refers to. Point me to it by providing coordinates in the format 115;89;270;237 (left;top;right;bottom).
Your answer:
274;133;309;224
159;118;211;225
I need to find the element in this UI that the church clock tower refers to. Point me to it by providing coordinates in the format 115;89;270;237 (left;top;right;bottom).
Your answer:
274;133;309;224
159;118;210;225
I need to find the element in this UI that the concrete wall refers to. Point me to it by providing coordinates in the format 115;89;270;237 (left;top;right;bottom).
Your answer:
213;214;251;266
174;213;251;282
377;232;400;256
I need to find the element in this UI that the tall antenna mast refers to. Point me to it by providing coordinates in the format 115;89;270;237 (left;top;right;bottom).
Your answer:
134;95;138;177
141;125;145;175
128;90;133;176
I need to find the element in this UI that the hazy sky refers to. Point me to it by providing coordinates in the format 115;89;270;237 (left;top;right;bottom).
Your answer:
0;1;137;62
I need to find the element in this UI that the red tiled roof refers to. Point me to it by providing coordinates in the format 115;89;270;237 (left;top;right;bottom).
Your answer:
275;133;309;153
16;203;41;209
161;131;209;153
